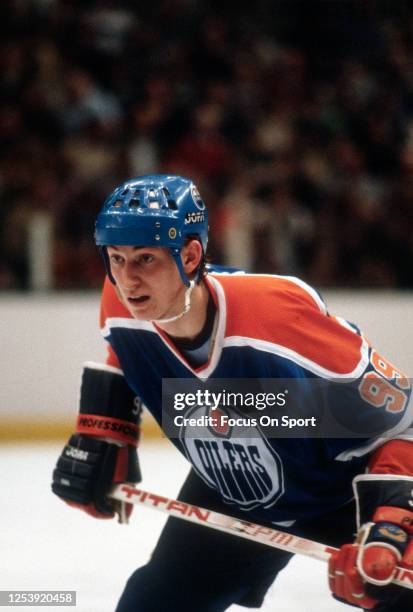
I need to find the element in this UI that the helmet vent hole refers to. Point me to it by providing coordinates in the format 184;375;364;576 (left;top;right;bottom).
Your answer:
112;199;123;208
129;198;140;207
167;199;177;210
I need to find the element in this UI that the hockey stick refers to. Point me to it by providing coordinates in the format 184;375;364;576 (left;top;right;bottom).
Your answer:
109;484;413;591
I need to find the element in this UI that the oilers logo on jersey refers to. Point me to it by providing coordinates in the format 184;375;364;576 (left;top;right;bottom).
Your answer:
179;404;285;511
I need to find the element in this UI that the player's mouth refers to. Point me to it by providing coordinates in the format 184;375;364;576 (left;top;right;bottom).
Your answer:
127;295;150;305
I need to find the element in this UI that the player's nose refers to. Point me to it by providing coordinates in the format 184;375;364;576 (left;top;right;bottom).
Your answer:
121;261;142;288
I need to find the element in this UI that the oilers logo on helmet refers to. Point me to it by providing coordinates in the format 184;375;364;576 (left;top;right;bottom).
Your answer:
191;185;205;210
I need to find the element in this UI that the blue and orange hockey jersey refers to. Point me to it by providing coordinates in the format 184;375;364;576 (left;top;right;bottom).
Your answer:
100;272;413;526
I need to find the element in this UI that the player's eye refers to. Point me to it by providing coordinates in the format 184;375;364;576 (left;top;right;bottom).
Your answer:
140;254;155;264
110;254;124;265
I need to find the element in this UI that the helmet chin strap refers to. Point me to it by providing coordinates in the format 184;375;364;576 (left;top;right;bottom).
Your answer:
152;280;195;324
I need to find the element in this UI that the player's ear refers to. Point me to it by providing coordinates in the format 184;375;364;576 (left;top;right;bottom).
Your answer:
182;240;202;274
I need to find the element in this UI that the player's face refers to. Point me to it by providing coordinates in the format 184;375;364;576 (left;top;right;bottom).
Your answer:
106;245;185;321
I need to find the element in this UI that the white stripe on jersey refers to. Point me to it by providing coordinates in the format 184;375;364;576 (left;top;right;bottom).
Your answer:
83;360;124;376
101;317;155;337
223;334;370;380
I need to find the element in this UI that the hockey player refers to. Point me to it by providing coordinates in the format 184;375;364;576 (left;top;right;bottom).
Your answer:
52;175;413;611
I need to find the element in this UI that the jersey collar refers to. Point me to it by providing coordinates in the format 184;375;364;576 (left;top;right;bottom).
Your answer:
154;274;226;379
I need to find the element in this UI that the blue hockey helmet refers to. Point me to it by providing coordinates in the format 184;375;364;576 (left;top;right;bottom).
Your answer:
95;175;208;286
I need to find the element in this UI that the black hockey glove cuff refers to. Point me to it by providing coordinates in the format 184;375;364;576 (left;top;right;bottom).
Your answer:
353;474;413;528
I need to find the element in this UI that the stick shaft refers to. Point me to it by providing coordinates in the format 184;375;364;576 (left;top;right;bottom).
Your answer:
109;484;413;591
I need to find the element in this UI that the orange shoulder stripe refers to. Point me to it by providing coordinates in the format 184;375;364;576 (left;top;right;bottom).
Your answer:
211;274;365;376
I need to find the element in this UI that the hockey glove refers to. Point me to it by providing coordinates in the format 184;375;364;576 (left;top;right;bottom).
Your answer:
329;473;413;609
52;363;142;521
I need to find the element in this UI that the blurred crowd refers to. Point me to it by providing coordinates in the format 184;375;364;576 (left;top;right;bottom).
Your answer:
1;0;413;290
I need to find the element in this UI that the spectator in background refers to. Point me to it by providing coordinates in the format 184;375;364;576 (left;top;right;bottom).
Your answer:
1;0;413;290
58;68;122;134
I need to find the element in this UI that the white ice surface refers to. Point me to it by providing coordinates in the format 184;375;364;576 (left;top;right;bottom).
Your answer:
0;441;349;611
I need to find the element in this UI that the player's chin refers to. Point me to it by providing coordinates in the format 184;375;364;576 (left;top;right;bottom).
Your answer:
129;299;174;322
126;299;153;319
